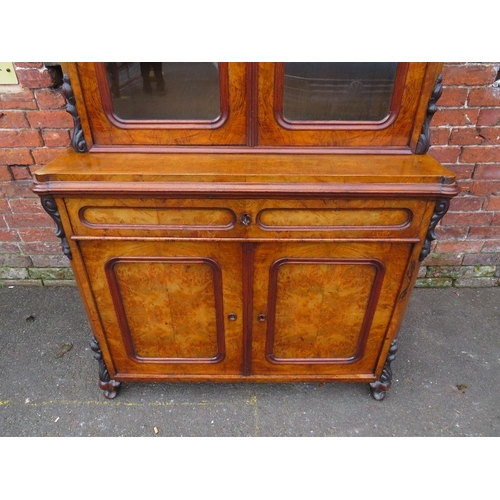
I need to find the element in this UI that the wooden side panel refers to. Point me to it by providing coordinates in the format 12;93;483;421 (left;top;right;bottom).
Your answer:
251;241;413;377
79;240;244;378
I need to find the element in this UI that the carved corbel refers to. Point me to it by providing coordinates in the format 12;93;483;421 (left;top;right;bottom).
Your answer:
90;337;121;399
40;196;72;260
419;199;451;262
416;74;443;154
61;74;88;153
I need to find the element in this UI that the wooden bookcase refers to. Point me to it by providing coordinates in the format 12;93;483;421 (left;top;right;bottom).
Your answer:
32;62;459;400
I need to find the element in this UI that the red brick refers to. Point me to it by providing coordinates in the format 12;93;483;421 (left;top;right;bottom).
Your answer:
429;146;461;163
0;90;36;110
468;226;500;239
439;87;468;107
10;166;32;180
449;128;485;145
0;198;10;213
468;87;500;107
443;163;474;180
0;242;20;253
20;241;63;255
461;146;500;163
441;211;493;226
26;110;73;129
41;129;71;147
462;253;500;265
484;195;500;210
14;62;44;69
18;228;58;243
14;68;53;89
482;240;500;252
0;148;33;165
435;225;469;239
0;129;43;148
34;89;66;110
0;111;29;128
4;212;53;229
477;108;500;126
32;147;69;165
476;127;500;145
423;252;464;265
0;180;37;198
8;198;45;214
0;229;21;242
0;216;6;228
470;180;500;195
473;164;500;179
449;196;484;211
433;108;479;126
442;64;498;86
430;127;451;145
493;213;500;225
435;240;483;253
0;166;12;181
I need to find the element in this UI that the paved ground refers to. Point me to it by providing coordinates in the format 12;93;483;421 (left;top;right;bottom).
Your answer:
0;285;499;437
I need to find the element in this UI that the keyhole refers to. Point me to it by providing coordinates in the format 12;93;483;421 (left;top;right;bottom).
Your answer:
258;314;266;322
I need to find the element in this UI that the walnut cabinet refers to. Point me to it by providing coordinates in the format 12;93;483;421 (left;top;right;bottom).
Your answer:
32;62;459;400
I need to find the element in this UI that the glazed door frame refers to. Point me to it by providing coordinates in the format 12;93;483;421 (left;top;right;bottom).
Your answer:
69;62;249;150
256;62;441;151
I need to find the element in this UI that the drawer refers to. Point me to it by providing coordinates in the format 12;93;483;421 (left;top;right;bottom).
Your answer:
65;198;248;238
245;199;429;239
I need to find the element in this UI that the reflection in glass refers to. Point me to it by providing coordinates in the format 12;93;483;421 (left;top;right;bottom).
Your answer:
105;62;221;121
283;63;398;122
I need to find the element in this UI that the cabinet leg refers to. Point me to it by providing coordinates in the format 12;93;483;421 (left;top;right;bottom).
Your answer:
89;337;121;399
369;339;398;401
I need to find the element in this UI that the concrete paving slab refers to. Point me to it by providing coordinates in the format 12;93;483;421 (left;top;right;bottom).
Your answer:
0;285;499;437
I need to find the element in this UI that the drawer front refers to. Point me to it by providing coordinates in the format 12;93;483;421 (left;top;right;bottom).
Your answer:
245;199;428;240
65;198;248;238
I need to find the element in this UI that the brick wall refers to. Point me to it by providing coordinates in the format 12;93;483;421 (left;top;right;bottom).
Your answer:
420;62;500;287
0;63;74;286
0;62;499;287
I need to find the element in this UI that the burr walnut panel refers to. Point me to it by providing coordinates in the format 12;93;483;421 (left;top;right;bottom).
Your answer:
106;257;224;361
266;258;385;362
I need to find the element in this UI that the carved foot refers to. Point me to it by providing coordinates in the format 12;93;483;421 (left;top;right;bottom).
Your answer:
369;339;398;401
90;337;121;399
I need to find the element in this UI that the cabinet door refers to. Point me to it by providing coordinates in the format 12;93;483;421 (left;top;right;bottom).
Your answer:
79;240;244;379
251;241;413;378
257;62;441;151
71;62;248;149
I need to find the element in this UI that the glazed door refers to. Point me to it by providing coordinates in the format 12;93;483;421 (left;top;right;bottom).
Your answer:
72;62;248;149
79;240;244;379
256;62;441;151
250;241;413;378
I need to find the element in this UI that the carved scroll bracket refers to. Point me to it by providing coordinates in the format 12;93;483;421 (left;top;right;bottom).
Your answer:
62;74;88;153
370;338;398;401
40;196;72;260
416;74;443;155
90;337;121;399
419;199;451;262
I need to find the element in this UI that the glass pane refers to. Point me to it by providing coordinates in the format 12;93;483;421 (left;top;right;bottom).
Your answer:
283;62;398;122
105;62;221;121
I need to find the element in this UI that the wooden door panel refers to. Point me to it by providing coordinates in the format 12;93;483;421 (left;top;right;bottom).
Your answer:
251;241;413;377
80;241;243;378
